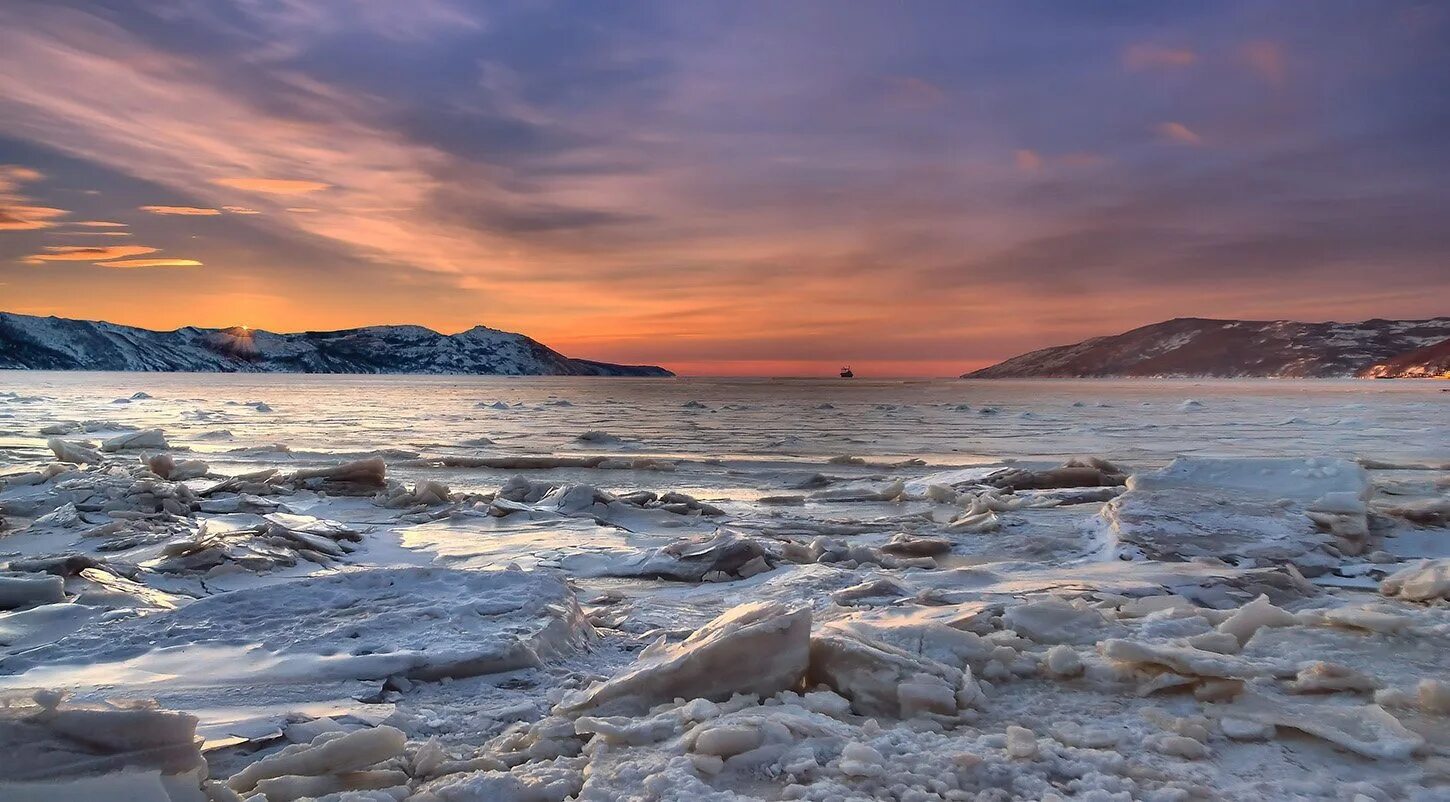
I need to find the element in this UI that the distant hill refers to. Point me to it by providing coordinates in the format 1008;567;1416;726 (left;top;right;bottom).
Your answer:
0;312;673;377
964;317;1450;379
1359;337;1450;379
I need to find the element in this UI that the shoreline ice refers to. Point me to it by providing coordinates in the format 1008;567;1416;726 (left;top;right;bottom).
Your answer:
1;375;1447;801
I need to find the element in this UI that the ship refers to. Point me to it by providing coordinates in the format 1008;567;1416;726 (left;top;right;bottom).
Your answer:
839;366;854;378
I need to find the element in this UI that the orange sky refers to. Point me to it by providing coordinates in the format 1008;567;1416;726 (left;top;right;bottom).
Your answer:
2;2;1448;375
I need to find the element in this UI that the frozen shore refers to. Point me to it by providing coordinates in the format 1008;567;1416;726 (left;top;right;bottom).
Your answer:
0;376;1447;801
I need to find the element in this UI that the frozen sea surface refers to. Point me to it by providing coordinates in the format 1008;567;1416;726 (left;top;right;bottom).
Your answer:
1;373;1448;801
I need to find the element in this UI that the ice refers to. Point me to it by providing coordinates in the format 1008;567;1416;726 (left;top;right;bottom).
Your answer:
101;428;169;452
46;437;100;464
560;602;810;716
0;574;66;609
0;694;206;800
806;623;980;718
1000;598;1123;645
1380;558;1450;601
227;725;405;794
1103;456;1371;566
1215;594;1299;645
3;376;1449;799
3;567;595;684
286;457;387;494
1210;691;1424;759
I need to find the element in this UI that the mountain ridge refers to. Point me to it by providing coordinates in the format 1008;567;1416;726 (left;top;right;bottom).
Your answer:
964;316;1450;379
0;312;673;377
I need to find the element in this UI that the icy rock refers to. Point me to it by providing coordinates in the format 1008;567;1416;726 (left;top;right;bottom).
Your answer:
101;428;168;452
1002;599;1123;645
288;457;387;494
1380;559;1450;602
0;575;66;610
228;725;406;793
629;531;776;582
880;533;952;557
1216;595;1299;646
986;459;1127;491
560;602;810;716
146;454;208;481
47;438;100;465
1210;691;1423;760
807;624;975;718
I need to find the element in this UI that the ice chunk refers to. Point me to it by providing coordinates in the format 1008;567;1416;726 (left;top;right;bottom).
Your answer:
287;457;387;494
1127;456;1369;500
0;575;65;610
559;602;810;716
0;695;204;797
46;438;100;465
1380;559;1450;602
1099;639;1279;679
100;428;168;452
228;725;406;793
1002;599;1123;645
1216;595;1298;646
1210;691;1423;760
1102;456;1369;567
1044;645;1084;677
806;624;975;718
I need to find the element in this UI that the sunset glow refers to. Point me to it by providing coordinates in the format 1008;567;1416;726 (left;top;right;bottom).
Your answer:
2;1;1447;375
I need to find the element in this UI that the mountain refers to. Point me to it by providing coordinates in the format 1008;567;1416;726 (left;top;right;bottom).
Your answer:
0;312;673;376
964;317;1450;379
1359;337;1450;379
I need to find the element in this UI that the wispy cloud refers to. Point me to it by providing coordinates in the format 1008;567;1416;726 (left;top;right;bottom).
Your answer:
1014;149;1043;172
27;245;157;261
139;205;222;215
73;220;126;227
0;163;67;231
1123;44;1198;70
213;178;331;195
1238;40;1287;86
95;258;202;268
1156;121;1203;145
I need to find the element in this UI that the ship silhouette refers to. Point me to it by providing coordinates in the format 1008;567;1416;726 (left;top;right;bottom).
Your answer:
839;366;854;378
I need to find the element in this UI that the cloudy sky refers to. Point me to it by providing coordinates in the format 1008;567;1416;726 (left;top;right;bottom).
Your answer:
1;1;1447;375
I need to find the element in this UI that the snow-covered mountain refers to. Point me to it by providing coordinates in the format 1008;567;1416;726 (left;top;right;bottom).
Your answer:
0;312;673;376
1360;337;1450;379
964;317;1450;378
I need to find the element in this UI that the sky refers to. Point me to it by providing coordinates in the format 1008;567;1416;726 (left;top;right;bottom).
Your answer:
1;1;1448;376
